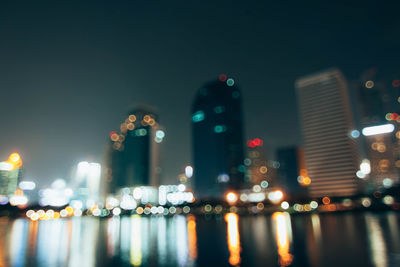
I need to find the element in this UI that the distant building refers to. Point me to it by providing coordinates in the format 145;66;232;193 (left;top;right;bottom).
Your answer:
296;69;360;197
0;153;23;196
276;146;307;198
105;105;164;194
192;75;245;199
71;161;101;208
245;138;278;188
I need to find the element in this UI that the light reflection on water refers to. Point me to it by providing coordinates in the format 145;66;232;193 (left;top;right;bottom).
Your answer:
0;212;399;266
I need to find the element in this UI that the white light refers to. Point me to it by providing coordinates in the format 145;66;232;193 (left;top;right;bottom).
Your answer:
360;159;371;174
133;187;143;199
9;195;28;206
382;178;393;188
112;207;121;216
362;124;395;136
185;166;193;178
178;184;186;192
281;201;289;209
0;162;13;171
156;130;165;139
268;190;283;203
356;171;366;179
51;179;66;189
19;181;36;190
248;192;265;202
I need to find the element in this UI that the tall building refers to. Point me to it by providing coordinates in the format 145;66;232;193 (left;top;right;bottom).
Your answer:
276;146;308;198
295;69;360;197
0;153;23;196
105;105;164;194
355;69;400;189
245;138;279;188
192;75;245;199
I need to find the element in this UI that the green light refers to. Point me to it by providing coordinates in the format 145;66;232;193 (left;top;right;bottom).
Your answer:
238;165;246;173
214;106;225;114
232;91;240;99
214;125;226;133
226;78;234;86
135;128;147;136
385;113;392;121
192;110;205;123
260;180;268;188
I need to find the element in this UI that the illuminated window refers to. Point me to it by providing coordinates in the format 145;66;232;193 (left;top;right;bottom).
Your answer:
214;125;227;133
214;106;226;114
192;111;205;123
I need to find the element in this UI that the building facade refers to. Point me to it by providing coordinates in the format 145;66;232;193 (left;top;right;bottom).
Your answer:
105;106;163;195
192;75;245;199
296;69;360;197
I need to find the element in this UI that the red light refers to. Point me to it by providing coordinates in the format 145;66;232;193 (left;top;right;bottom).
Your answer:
247;138;263;148
392;80;400;87
390;113;399;120
219;74;227;82
109;131;117;137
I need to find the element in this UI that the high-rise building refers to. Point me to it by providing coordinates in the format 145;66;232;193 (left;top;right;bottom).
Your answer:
355;69;400;189
192;75;245;199
0;153;23;196
296;69;360;197
105;105;164;194
276;146;308;198
245;138;279;188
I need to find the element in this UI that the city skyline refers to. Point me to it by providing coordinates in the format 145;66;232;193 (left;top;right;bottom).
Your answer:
1;1;399;187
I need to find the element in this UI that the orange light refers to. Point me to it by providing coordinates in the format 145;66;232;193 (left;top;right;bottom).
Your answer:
226;192;238;204
14;189;24;196
225;213;241;266
187;215;198;260
303;177;311;185
322;197;331;205
272;212;293;266
6;153;22;170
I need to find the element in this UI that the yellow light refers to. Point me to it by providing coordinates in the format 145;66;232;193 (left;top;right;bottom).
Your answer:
226;192;238;204
128;115;136;122
225;213;241;266
6;153;22;169
272;212;293;266
303;177;311;185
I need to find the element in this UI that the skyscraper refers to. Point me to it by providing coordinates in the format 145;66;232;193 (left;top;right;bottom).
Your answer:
296;69;360;197
356;69;400;189
105;105;164;194
0;153;23;196
192;75;245;199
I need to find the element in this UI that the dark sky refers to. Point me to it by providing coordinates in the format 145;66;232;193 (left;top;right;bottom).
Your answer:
0;0;399;186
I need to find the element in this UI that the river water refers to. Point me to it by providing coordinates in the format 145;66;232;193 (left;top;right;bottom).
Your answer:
0;211;399;267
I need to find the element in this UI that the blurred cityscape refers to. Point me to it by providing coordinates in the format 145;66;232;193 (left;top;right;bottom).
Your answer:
1;2;399;266
0;68;398;221
1;69;399;266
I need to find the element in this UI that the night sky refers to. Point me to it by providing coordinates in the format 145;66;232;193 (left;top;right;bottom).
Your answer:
0;1;399;186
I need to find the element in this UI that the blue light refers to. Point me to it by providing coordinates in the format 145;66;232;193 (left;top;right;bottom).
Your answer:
350;130;360;138
192;110;205;123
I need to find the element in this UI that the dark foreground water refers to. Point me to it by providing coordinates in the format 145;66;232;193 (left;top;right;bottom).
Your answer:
0;211;399;267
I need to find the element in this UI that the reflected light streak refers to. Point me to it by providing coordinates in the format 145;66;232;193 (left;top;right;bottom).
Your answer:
365;214;388;267
10;219;28;267
187;215;198;260
176;215;188;266
273;212;293;267
130;215;142;266
106;217;120;257
225;213;241;266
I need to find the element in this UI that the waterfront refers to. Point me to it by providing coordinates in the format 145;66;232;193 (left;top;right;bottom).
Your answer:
0;211;399;267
